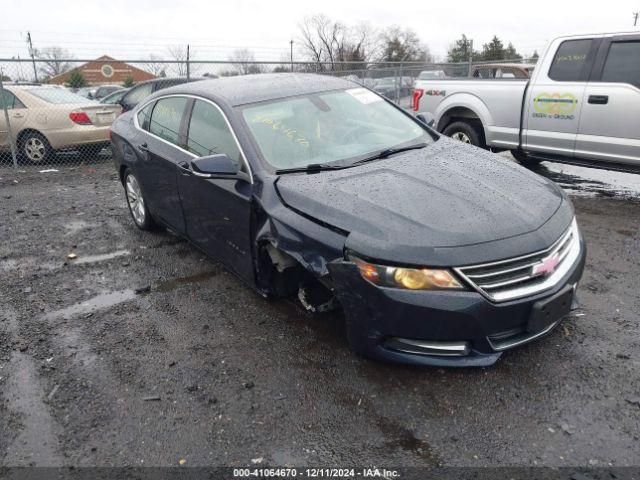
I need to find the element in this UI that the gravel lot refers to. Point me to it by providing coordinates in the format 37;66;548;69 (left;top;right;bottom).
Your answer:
0;159;639;468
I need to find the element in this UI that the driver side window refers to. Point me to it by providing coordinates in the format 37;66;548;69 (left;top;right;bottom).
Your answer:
186;99;242;167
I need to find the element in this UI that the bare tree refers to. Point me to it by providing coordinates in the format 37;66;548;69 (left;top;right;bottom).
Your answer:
35;47;74;79
378;26;427;63
227;48;264;75
144;53;167;77
166;45;194;76
298;14;378;71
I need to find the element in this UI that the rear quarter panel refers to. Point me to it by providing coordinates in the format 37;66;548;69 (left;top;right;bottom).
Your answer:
415;79;527;149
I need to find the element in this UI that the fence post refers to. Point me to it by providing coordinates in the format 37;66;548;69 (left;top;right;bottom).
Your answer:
186;44;190;81
0;71;19;172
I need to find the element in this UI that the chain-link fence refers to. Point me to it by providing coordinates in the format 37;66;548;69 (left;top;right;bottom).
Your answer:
1;56;536;171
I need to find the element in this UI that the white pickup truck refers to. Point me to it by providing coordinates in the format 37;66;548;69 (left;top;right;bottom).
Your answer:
412;31;640;172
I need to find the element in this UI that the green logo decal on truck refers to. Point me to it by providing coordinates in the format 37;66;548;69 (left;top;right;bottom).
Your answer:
533;93;578;120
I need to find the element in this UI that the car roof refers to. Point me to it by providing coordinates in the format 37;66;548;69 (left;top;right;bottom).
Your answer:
156;73;356;107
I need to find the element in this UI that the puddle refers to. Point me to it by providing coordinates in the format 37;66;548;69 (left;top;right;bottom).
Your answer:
529;162;640;200
376;416;441;465
4;352;63;466
154;270;220;292
72;249;130;265
44;290;136;321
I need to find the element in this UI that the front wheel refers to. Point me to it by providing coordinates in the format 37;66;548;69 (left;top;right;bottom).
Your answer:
124;169;156;230
442;121;484;148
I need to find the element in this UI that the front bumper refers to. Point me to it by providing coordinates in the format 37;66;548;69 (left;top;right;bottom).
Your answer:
328;238;586;367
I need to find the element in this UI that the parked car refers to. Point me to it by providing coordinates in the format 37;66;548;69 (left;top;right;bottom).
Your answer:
0;86;121;162
110;73;585;367
413;31;640;172
100;88;129;105
373;77;412;98
91;85;124;100
117;77;200;112
75;86;95;98
418;70;447;80
470;63;535;79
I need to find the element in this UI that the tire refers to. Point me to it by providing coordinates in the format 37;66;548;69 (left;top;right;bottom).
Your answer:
20;131;53;164
123;169;156;231
510;149;541;166
442;121;484;148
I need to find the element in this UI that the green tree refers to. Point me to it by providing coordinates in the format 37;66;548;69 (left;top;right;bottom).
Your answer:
504;42;522;61
447;34;475;62
531;50;540;62
480;36;506;61
67;70;87;88
0;73;11;82
123;75;135;88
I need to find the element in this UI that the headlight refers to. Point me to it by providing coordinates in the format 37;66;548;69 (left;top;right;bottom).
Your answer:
350;256;464;291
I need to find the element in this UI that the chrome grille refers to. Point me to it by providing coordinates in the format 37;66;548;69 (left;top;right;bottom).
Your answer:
455;219;581;302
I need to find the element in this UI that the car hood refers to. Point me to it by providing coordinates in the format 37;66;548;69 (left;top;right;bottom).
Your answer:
275;139;573;266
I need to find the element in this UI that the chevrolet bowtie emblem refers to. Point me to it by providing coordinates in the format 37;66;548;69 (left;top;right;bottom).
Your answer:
532;255;560;276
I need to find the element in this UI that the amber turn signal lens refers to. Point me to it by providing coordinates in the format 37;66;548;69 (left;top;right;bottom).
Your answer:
355;259;381;284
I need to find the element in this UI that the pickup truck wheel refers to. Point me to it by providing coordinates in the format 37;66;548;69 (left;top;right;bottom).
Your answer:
443;121;484;148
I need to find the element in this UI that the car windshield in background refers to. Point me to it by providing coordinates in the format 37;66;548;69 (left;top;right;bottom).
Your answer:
27;88;97;104
241;88;431;170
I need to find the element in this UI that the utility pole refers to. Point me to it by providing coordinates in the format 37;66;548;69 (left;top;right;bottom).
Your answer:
634;12;639;27
186;44;190;81
26;32;39;82
290;40;294;72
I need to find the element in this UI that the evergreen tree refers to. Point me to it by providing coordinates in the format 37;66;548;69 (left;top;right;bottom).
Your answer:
67;70;87;88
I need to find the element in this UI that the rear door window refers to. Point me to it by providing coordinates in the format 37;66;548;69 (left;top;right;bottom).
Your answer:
601;41;640;88
148;97;189;145
549;39;593;82
0;90;25;109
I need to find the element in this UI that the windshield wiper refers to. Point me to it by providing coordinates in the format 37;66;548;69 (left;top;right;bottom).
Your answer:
275;163;345;175
350;142;429;167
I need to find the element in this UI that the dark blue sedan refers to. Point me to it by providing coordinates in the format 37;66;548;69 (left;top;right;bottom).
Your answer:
110;74;585;367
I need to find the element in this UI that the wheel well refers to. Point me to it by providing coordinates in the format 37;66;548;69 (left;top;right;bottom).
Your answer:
437;107;482;133
17;128;47;147
256;242;336;312
119;165;129;185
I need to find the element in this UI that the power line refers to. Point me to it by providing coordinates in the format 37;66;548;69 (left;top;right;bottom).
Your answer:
634;12;639;27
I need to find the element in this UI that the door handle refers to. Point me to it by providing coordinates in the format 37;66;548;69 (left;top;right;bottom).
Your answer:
177;160;192;175
137;143;148;152
588;95;608;105
12;112;24;118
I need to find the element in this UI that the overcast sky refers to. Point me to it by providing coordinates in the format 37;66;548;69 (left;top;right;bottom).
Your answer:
1;0;639;62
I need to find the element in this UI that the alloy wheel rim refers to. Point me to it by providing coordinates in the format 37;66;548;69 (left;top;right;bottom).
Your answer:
126;174;146;225
25;137;45;161
451;132;471;144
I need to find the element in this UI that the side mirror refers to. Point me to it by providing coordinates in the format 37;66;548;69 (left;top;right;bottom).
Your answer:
192;154;241;177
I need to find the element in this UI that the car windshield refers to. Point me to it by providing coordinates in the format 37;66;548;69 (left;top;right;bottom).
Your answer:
241;88;432;170
27;88;96;104
377;78;395;85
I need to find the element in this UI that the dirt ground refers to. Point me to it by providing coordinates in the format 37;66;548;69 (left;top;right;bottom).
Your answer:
0;159;639;468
